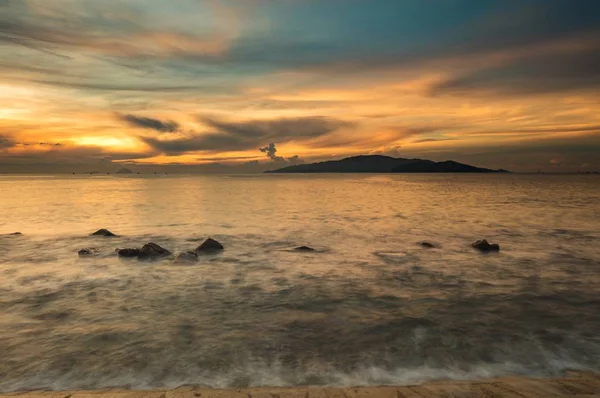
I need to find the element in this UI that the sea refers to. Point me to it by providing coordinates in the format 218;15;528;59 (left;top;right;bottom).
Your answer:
0;173;599;392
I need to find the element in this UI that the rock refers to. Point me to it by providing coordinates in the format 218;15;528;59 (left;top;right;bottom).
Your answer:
90;229;118;237
78;248;99;256
195;238;224;254
174;251;198;264
116;248;140;258
10;232;22;235
294;246;316;252
138;242;172;260
472;239;500;252
420;242;435;248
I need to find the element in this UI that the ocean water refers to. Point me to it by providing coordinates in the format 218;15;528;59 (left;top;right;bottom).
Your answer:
0;173;599;392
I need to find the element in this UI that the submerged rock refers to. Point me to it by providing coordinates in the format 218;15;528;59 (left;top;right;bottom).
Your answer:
472;239;500;252
174;251;198;264
90;229;118;237
294;246;316;252
78;248;99;256
420;242;436;248
195;238;224;254
138;242;172;260
116;248;140;258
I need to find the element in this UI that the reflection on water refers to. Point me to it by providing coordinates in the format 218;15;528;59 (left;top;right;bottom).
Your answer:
0;174;599;391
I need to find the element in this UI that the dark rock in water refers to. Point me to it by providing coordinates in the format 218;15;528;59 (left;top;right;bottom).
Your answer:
78;248;99;256
472;239;500;252
420;242;436;248
138;242;172;259
174;251;198;264
116;248;140;258
195;238;224;254
90;229;118;237
9;232;22;235
294;246;316;252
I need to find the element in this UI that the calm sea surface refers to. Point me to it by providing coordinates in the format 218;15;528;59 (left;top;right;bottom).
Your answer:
0;174;599;392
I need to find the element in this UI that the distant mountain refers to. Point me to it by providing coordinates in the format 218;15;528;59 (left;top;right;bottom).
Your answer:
116;168;133;174
265;155;510;173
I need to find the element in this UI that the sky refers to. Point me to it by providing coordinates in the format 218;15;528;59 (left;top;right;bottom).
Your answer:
1;0;599;173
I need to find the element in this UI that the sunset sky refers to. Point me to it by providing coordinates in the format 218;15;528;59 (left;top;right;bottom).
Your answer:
1;0;599;173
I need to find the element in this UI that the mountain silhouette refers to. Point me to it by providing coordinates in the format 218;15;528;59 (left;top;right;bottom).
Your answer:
265;155;509;173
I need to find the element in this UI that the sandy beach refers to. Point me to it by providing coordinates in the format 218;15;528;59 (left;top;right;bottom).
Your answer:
2;372;600;398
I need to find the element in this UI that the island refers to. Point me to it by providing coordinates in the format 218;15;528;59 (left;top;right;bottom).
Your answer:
265;155;510;173
115;167;133;174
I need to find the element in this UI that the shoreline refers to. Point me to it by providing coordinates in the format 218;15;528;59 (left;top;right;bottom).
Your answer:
2;372;599;397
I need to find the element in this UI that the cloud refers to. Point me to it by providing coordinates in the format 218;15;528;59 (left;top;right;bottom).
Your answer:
0;143;153;162
251;2;600;100
196;155;259;162
259;142;283;161
259;142;276;158
0;2;239;59
371;144;403;158
412;138;455;143
258;142;304;164
287;155;303;163
29;79;218;92
141;136;213;155
449;125;600;138
14;141;63;147
142;116;350;155
0;135;66;150
0;141;157;174
119;114;180;133
430;46;600;96
0;135;16;149
201;116;351;142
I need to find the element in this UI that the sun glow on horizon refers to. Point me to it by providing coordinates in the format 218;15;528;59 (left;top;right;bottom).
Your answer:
70;136;143;150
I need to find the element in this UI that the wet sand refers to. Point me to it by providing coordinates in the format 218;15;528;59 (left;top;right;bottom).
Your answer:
2;372;599;398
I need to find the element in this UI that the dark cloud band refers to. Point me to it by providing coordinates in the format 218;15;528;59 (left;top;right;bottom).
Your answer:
119;114;180;133
142;116;351;155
